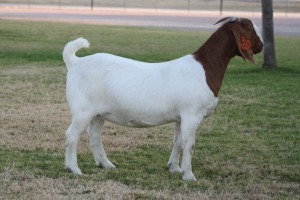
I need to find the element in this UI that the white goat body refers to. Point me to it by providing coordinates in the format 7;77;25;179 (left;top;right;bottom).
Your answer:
65;43;217;128
63;38;217;181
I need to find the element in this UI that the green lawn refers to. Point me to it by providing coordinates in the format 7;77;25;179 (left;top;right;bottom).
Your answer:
0;19;299;199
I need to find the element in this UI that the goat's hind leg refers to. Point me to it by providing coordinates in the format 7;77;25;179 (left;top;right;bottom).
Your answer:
167;122;182;173
65;117;90;175
88;117;116;169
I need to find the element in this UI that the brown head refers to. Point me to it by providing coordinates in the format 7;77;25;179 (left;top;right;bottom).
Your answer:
193;17;264;97
215;17;264;64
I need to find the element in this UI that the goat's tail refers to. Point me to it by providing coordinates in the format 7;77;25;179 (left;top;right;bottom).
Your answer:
63;37;90;70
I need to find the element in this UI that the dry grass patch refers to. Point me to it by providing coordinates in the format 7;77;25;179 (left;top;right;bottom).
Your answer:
0;64;174;154
2;167;298;200
0;168;216;200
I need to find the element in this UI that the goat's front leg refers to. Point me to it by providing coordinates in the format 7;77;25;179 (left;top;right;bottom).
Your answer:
87;117;116;169
180;116;202;181
168;122;182;173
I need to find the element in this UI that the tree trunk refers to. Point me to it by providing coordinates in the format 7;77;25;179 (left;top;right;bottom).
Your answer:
261;0;277;69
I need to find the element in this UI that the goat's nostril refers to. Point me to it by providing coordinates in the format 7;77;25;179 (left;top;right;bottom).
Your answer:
257;43;263;50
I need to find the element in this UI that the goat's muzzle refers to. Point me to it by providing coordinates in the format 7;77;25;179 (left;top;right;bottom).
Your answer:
253;41;264;54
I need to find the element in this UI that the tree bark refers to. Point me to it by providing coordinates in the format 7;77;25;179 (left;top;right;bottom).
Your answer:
261;0;277;69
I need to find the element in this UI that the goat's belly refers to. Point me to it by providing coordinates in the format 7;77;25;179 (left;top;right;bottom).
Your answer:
100;112;179;128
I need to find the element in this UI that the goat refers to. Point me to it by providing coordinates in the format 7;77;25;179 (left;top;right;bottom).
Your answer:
63;17;263;181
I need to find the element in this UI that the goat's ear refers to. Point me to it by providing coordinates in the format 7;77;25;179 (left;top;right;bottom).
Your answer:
232;27;256;64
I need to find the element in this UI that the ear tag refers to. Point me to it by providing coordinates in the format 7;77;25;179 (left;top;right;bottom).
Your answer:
240;36;252;51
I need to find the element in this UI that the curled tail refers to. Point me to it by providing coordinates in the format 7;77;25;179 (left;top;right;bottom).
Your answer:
63;37;90;70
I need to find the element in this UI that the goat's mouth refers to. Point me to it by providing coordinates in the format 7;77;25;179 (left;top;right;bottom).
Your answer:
252;43;264;54
252;47;262;54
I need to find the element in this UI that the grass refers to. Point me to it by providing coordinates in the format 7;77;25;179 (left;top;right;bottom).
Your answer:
0;19;299;199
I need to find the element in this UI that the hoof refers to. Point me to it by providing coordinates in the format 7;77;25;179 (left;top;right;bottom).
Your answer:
65;166;82;175
98;161;116;169
168;162;182;174
65;168;73;173
182;171;197;182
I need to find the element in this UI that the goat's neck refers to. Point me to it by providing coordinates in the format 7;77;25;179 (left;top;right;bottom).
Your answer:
193;30;238;97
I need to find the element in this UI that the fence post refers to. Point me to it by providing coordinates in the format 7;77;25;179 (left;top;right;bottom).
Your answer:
220;0;223;15
285;0;288;16
91;0;94;11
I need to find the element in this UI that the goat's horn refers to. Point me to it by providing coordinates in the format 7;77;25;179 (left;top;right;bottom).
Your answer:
214;17;241;25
